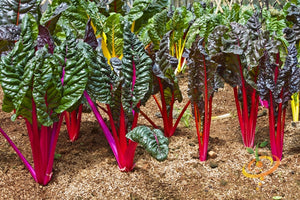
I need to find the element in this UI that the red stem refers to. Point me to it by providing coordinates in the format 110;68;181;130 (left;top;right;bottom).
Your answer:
0;126;37;182
152;95;162;114
119;104;127;154
157;78;170;136
169;100;191;137
168;93;175;128
280;108;286;158
268;92;277;158
97;103;109;114
30;98;44;184
194;103;202;148
139;109;159;129
106;105;120;145
43;114;64;185
64;111;71;134
16;0;21;25
248;88;258;147
238;55;249;146
131;103;140;130
233;87;245;143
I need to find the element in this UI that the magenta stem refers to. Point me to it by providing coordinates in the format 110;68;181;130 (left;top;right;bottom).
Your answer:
84;91;120;166
0;126;37;182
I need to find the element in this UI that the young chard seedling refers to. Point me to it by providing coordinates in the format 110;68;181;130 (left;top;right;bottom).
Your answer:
246;141;269;167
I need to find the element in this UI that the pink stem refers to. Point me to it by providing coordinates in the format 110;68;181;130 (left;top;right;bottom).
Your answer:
0;127;37;181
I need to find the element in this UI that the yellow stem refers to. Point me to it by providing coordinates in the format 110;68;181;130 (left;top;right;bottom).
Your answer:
291;93;299;122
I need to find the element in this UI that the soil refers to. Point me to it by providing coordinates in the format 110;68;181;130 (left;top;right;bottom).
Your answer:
0;76;299;200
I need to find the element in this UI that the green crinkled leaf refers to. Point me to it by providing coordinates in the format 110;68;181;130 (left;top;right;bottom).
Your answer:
126;126;169;161
128;0;168;33
147;9;168;50
85;48;112;105
97;0;127;16
166;6;193;45
121;24;153;115
126;0;152;23
83;0;107;37
54;29;89;113
0;0;39;25
32;47;62;126
0;14;37;115
186;2;229;49
103;13;124;57
58;4;89;39
40;1;70;35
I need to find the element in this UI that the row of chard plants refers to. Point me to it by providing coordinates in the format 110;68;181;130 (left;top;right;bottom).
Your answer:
0;0;299;185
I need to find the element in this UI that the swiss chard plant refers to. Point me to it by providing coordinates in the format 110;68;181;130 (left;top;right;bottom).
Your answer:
83;22;169;171
186;36;223;161
140;31;190;138
0;14;88;185
61;19;98;142
208;13;280;148
257;44;300;160
285;3;300;122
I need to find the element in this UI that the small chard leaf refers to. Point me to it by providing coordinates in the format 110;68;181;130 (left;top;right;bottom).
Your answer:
246;148;254;154
126;126;169;161
54;153;62;160
126;0;153;23
259;141;269;148
186;5;221;49
166;6;193;45
97;0;127;16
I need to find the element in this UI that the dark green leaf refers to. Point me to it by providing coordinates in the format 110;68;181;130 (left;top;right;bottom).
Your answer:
53;28;89;113
121;24;153;115
126;126;169;161
32;47;62;126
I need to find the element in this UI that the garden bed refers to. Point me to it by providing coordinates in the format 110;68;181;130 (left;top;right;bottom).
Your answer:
0;76;299;199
